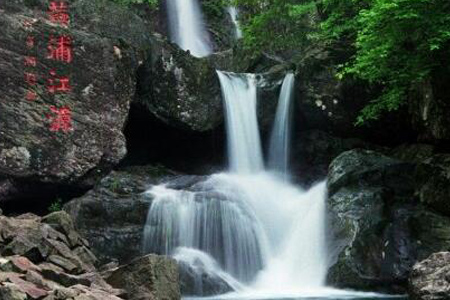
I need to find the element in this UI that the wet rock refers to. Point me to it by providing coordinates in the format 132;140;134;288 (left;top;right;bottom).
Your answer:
106;254;181;300
409;252;450;300
326;149;450;293
177;260;233;296
64;165;178;264
327;149;415;196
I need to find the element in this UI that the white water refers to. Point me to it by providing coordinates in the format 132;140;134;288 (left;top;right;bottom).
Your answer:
166;0;212;57
143;70;332;296
142;179;267;282
217;71;264;174
227;6;243;39
268;73;295;179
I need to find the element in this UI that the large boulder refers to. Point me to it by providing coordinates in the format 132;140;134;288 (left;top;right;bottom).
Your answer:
177;261;233;296
327;149;450;292
64;165;177;264
105;254;181;300
409;252;450;300
0;0;152;203
135;34;223;132
173;248;234;296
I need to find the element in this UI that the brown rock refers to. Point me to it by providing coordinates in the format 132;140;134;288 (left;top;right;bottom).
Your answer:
0;256;41;274
3;272;48;299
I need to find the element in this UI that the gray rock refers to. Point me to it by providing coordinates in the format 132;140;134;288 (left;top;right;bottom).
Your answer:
0;283;27;300
409;252;450;300
326;149;450;293
292;130;382;186
136;34;223;132
106;254;181;300
0;213;95;274
64;165;178;264
0;0;152;202
0;213;127;300
178;261;233;296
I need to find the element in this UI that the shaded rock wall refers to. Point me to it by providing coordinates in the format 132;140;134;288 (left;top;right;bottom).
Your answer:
327;149;450;293
63;166;176;264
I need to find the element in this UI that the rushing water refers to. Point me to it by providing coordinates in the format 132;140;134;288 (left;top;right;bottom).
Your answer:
217;71;264;174
166;0;212;57
143;70;334;297
144;1;406;298
268;73;295;179
227;6;243;39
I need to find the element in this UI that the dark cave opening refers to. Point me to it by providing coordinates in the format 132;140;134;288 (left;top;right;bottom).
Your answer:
120;103;227;175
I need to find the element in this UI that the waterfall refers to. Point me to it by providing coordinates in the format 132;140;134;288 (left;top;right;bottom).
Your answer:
166;0;212;57
142;180;268;283
268;73;295;179
227;6;243;39
217;71;264;174
143;69;331;296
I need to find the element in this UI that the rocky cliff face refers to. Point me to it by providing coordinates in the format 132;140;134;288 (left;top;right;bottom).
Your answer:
327;149;450;293
0;0;152;204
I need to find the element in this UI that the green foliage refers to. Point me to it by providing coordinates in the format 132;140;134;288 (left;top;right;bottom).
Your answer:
109;177;121;192
235;0;317;52
331;0;450;124
202;0;228;18
48;198;63;213
236;0;450;124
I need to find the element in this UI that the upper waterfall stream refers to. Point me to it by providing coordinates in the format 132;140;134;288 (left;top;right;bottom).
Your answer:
268;73;295;179
166;0;212;57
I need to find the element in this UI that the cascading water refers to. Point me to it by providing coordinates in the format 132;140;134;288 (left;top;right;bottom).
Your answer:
166;0;212;57
217;71;264;174
227;6;243;39
142;179;267;283
143;70;331;296
268;73;295;179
